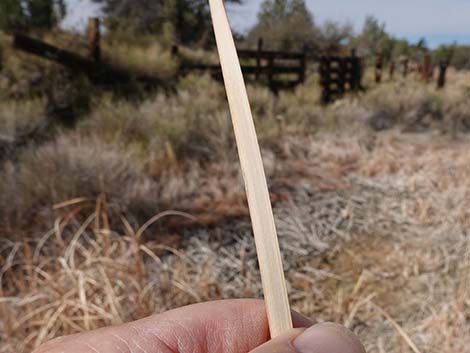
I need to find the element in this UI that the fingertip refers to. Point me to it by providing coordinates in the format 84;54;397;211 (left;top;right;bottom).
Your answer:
249;328;307;353
292;310;314;329
293;322;366;353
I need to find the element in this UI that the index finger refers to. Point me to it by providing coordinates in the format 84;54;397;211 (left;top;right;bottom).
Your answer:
34;299;312;353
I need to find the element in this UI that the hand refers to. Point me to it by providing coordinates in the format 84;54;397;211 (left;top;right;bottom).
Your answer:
33;299;365;353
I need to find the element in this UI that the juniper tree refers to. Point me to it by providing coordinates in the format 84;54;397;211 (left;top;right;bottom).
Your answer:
93;0;241;45
0;0;65;32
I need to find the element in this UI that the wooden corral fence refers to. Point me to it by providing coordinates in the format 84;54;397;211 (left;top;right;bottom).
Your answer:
7;15;458;100
318;52;363;104
421;54;432;83
174;38;307;93
401;58;409;78
12;33;162;89
375;53;383;83
435;47;453;89
437;62;448;89
86;17;101;62
389;60;395;80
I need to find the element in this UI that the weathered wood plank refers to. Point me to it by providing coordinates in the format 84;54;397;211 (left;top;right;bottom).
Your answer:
13;33;161;88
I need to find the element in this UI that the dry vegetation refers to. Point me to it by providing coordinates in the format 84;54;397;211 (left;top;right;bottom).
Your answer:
1;41;470;353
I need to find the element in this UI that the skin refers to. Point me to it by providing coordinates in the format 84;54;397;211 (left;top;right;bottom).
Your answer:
33;299;366;353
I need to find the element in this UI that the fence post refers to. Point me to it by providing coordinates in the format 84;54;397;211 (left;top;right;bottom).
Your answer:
375;53;383;83
87;17;101;62
389;60;395;80
267;55;275;92
0;44;3;73
402;58;409;78
319;56;330;104
437;62;447;89
338;58;346;95
350;49;358;91
359;57;366;87
171;44;179;58
299;45;307;84
422;54;431;82
256;37;263;81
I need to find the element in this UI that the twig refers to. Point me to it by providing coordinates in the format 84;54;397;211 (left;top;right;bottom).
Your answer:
373;303;422;353
208;0;292;337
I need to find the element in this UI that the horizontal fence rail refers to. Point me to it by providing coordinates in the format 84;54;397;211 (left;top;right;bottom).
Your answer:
175;38;307;93
12;33;162;88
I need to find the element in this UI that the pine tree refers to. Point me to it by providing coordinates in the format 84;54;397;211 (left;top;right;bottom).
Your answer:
0;0;65;32
248;0;319;51
93;0;241;45
0;0;26;32
258;0;288;24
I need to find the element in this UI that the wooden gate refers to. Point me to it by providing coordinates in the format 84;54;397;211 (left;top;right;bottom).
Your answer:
319;54;362;104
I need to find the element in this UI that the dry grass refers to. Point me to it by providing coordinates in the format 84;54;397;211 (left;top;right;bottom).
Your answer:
102;40;178;80
1;131;469;352
1;56;470;352
0;98;44;137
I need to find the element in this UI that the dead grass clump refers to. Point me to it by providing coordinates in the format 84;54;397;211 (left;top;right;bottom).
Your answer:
77;97;153;144
0;206;188;352
0;134;153;228
362;81;443;131
277;76;324;130
0;34;61;99
323;98;371;132
79;75;237;162
103;40;178;80
2;61;470;353
0;98;44;137
442;70;470;134
1;130;470;353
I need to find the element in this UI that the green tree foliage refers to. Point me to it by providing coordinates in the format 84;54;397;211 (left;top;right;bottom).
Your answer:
376;35;395;60
393;39;411;57
27;0;66;30
246;0;321;51
0;0;65;32
319;20;353;54
434;44;455;65
361;16;386;48
404;37;430;62
0;0;26;31
352;16;430;62
353;15;389;57
257;0;288;24
415;38;428;51
450;45;470;69
93;0;241;45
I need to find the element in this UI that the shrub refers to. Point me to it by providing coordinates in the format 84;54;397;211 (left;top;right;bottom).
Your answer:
0;98;44;137
442;71;470;134
103;40;178;80
0;134;154;226
79;75;237;163
362;81;443;131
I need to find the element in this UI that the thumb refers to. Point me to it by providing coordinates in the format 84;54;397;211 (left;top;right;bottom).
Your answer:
250;323;366;353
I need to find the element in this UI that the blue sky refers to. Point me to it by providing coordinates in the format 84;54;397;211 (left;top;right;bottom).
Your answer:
63;0;470;48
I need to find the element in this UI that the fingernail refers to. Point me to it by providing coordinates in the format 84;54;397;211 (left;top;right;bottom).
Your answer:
293;323;366;353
